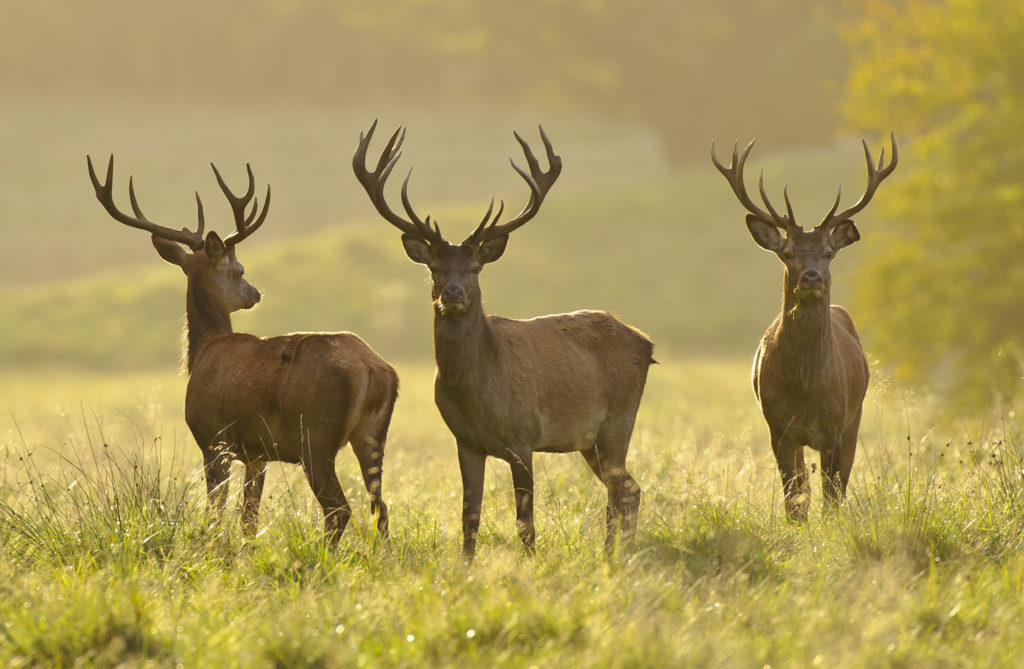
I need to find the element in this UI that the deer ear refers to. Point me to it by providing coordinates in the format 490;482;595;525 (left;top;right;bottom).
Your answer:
401;234;433;265
204;231;227;262
830;220;860;250
746;214;784;252
151;235;189;272
478;234;508;265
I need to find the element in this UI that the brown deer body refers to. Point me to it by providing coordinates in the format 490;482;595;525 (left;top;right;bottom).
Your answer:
712;134;897;520
353;122;654;558
88;156;398;542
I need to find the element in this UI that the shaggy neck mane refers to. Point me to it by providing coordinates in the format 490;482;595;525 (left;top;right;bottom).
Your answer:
432;302;497;390
185;278;233;373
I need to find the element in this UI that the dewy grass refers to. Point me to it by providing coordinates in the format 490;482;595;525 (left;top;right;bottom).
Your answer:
2;362;1024;666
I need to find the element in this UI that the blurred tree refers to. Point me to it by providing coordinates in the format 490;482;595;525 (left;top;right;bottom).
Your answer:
330;0;847;162
0;0;846;163
843;0;1024;404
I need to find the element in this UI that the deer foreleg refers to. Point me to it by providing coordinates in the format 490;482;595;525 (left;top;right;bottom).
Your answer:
774;440;810;522
458;444;486;562
201;447;231;523
241;459;267;539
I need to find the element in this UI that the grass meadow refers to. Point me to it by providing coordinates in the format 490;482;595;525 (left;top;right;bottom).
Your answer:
2;102;1022;667
2;359;1023;667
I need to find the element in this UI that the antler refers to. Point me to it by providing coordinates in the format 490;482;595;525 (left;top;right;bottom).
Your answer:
816;131;898;231
465;126;563;245
87;155;206;249
352;120;443;245
711;140;798;231
210;163;271;247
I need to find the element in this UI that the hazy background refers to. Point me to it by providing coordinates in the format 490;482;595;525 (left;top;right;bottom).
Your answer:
1;0;1019;406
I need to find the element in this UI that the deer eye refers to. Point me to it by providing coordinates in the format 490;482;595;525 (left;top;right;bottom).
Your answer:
824;250;835;260
470;266;482;275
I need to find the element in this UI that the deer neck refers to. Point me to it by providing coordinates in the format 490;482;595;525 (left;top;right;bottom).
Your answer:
432;302;497;390
775;276;832;383
184;279;233;373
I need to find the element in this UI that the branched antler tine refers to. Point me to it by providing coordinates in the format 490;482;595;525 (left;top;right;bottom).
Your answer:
86;154;204;249
757;170;784;223
376;151;403;200
510;158;542;201
818;132;899;229
712;139;786;227
400;169;429;229
211;162;271;246
193;192;205;238
821;185;842;223
128;177;147;220
489;199;505;228
514;130;542;178
472;198;496;238
464;128;561;245
539;125;557;166
379;128;405;172
783;185;796;226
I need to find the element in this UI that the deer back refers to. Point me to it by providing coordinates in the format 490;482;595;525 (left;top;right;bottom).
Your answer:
185;331;398;463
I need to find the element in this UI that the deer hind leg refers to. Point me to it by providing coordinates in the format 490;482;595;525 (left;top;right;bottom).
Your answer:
350;421;390;540
507;449;536;556
603;415;643;547
300;450;351;546
201;447;231;523
773;438;810;522
584;419;642;551
457;443;486;562
241;459;267;539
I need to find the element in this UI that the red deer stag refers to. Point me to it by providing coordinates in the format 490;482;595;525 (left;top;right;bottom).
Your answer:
712;133;897;521
87;156;398;544
353;122;654;559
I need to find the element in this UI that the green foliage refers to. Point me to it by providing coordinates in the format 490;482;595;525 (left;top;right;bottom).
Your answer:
843;0;1024;405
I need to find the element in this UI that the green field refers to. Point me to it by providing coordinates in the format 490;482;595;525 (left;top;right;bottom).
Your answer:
2;359;1022;667
3;100;1019;667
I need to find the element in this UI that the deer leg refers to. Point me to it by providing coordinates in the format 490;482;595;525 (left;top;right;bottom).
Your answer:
580;447;615;542
773;440;810;522
824;409;862;505
507;449;536;556
458;444;486;561
241;459;267;539
201;447;230;523
300;453;351;546
590;414;643;550
351;433;389;539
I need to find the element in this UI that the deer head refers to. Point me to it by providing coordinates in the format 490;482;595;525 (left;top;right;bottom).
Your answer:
712;133;897;303
87;156;270;312
352;121;562;317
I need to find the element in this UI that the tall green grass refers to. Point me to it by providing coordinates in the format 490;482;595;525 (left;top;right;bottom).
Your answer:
2;361;1023;666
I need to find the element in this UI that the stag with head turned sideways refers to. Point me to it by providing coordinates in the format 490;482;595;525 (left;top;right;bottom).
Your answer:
353;121;655;559
87;156;398;544
712;133;897;521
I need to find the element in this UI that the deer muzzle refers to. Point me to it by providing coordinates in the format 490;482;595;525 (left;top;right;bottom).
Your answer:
794;270;825;301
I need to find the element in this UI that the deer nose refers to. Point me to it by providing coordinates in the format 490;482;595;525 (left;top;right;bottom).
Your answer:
800;270;823;286
442;285;465;302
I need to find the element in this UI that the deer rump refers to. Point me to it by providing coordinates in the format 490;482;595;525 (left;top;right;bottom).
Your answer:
185;332;398;463
434;310;654;457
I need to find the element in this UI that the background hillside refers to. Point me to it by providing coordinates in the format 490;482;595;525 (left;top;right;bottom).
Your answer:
2;0;1021;405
